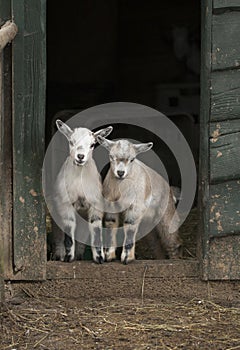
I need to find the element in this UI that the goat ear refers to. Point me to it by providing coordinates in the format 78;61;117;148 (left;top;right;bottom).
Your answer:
134;142;153;155
97;136;115;150
56;119;73;140
93;126;113;139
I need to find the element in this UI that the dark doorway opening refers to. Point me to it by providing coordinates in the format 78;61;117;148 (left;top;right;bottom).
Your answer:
46;0;201;260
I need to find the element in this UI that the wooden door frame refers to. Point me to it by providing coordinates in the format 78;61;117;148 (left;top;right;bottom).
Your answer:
199;0;240;280
1;0;239;282
0;0;47;281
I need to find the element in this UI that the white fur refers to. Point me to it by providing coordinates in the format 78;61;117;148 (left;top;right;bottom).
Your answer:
53;120;112;262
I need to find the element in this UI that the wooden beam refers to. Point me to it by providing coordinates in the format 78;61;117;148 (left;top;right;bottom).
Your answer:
210;121;240;183
213;0;240;9
211;69;240;121
46;260;199;280
0;0;13;280
199;0;212;274
212;11;240;70
11;0;47;280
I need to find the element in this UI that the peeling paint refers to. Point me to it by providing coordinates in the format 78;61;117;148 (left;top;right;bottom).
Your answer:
211;194;220;199
210;204;216;213
217;220;223;232
19;196;25;204
29;189;37;197
24;176;32;183
211;127;221;143
217;151;222;158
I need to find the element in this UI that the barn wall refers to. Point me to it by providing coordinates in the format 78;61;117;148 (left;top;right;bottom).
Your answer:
0;0;13;281
200;0;240;280
10;0;47;280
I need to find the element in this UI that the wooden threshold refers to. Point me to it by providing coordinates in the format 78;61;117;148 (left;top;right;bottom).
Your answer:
47;259;199;280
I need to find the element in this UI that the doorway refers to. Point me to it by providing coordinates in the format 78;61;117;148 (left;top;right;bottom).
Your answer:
46;0;201;261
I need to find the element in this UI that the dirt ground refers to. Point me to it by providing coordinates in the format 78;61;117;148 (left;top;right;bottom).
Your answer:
2;208;239;349
1;274;240;350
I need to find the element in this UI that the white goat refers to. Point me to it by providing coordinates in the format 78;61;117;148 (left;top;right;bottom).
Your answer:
97;137;182;264
53;120;112;263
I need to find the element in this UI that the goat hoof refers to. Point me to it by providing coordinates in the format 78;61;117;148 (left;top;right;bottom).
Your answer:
64;254;74;262
95;255;104;264
105;252;116;262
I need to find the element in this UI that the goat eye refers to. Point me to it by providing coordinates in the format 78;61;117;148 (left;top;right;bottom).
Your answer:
130;158;135;163
90;143;95;148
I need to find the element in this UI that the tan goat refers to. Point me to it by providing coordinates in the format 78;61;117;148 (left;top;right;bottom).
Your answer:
98;137;182;264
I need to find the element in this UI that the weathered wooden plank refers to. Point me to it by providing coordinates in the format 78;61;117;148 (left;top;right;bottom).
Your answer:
199;0;212;274
211;69;240;121
0;0;13;281
210;121;240;182
206;235;240;280
12;0;46;280
213;0;240;8
209;180;240;237
47;260;199;280
212;11;240;70
210;119;240;135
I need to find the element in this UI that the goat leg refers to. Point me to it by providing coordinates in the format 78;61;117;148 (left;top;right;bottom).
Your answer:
121;222;138;264
89;211;104;264
104;213;119;262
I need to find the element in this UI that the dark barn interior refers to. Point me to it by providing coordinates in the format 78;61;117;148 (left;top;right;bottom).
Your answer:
46;0;201;260
47;0;200;131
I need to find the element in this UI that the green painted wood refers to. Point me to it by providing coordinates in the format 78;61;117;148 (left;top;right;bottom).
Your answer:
213;0;240;8
210;119;240;135
199;0;212;275
0;0;12;282
209;180;240;237
211;69;240;121
212;11;240;70
12;0;46;280
200;0;240;280
210;121;240;183
0;0;10;24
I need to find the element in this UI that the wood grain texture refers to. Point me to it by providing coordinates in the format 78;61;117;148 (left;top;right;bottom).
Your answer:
209;180;240;237
0;0;13;281
206;235;240;280
210;119;240;135
212;11;240;70
199;0;212;275
47;260;199;280
211;69;240;121
12;0;46;280
210;120;240;182
213;0;240;8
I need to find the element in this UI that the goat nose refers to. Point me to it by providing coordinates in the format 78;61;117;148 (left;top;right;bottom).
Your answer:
117;170;125;178
77;154;84;160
